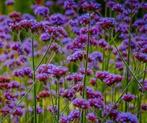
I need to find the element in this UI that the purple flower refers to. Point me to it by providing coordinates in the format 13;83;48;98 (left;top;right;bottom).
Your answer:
65;9;76;16
89;98;104;109
48;14;67;25
68;109;80;121
37;90;50;99
48;105;57;114
67;50;86;63
81;1;101;12
86;112;97;122
45;1;54;7
59;115;69;123
34;6;49;17
64;0;77;10
66;73;84;83
116;112;138;123
36;73;49;82
60;88;76;100
37;106;43;114
78;14;90;26
72;98;90;109
141;104;147;111
40;33;50;41
96;71;122;86
89;51;103;62
5;0;14;5
122;93;136;102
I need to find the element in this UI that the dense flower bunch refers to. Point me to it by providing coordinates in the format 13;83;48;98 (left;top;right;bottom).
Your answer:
0;0;146;123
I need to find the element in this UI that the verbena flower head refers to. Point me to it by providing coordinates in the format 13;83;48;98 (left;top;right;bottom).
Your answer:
40;33;50;41
68;109;80;121
48;14;67;25
86;112;97;122
34;6;49;17
59;115;69;123
5;0;14;5
122;93;136;102
116;112;138;123
72;98;90;109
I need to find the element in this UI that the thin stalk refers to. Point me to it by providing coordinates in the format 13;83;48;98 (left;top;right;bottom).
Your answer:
102;50;105;70
102;80;132;122
31;35;37;123
111;37;143;89
125;24;131;112
82;26;90;98
81;17;91;123
101;35;144;122
138;63;146;123
35;39;53;71
57;80;60;123
0;36;54;123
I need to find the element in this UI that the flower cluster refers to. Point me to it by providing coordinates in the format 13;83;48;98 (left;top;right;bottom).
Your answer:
0;0;146;122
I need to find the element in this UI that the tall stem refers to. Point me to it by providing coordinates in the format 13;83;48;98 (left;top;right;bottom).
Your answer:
125;21;131;112
138;63;146;122
32;34;37;123
57;80;60;123
81;16;90;123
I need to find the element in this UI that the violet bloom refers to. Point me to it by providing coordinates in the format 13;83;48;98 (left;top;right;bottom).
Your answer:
89;51;103;62
134;52;147;63
79;67;93;76
8;81;20;89
37;90;50;99
49;14;67;25
103;104;118;120
141;104;147;111
34;6;49;17
116;112;138;123
81;1;101;12
72;98;90;109
48;105;58;114
122;93;136;102
37;106;43;114
86;112;97;122
105;120;114;123
13;106;24;116
86;87;103;99
60;88;76;100
66;73;84;83
52;66;68;78
40;33;50;41
98;17;115;29
78;14;90;26
65;9;76;17
59;115;69;123
64;0;77;10
36;73;49;82
67;50;86;63
68;109;80;121
22;14;35;20
90;78;97;86
45;1;54;7
5;0;14;5
89;98;104;109
96;71;122;86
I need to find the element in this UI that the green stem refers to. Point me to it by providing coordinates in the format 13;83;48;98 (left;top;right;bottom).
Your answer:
111;37;143;89
81;15;91;123
35;39;53;71
138;63;146;123
57;81;60;123
125;25;131;112
32;34;37;123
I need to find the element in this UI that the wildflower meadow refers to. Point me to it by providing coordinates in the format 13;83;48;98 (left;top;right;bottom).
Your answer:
0;0;147;123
